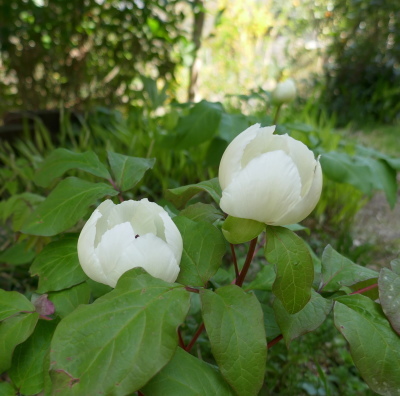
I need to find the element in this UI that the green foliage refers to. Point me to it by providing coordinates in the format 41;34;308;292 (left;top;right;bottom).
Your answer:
378;267;400;335
273;290;333;347
0;0;187;112
30;236;88;293
201;286;267;396
142;348;235;395
222;216;265;244
0;92;399;395
21;177;118;236
265;226;314;314
174;216;226;287
50;269;190;395
315;0;400;125
334;295;400;395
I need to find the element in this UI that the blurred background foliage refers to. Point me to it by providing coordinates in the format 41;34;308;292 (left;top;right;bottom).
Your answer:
1;0;400;394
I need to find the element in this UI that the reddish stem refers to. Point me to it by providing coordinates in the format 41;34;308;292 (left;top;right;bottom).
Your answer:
108;179;124;202
185;286;200;294
235;237;258;287
267;334;283;349
177;327;185;349
185;323;205;352
350;283;378;295
230;243;239;278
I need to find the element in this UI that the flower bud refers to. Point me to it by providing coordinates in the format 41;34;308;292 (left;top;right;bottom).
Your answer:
272;79;297;104
77;199;183;287
218;124;322;226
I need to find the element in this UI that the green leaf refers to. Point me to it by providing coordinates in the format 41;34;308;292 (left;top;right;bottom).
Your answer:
180;202;224;224
8;319;58;395
30;236;88;293
0;240;36;266
391;258;400;275
261;303;281;339
1;193;45;231
0;313;39;373
222;216;265;244
50;268;190;395
174;216;226;287
169;100;223;149
245;264;276;291
141;348;235;396
201;285;267;396
34;148;111;187
273;290;333;347
379;268;400;335
48;283;91;318
0;382;16;396
21;177;118;236
165;178;222;209
334;294;400;395
107;151;155;192
320;152;373;194
218;113;249;143
319;245;378;293
265;226;313;314
0;290;35;322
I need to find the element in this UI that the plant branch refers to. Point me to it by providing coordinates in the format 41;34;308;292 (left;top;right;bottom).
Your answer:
177;327;185;349
350;283;378;295
230;243;239;278
267;334;283;349
185;286;200;294
235;237;258;287
185;322;205;352
108;179;123;202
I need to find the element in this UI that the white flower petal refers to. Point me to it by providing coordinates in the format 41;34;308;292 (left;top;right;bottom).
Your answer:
95;222;137;286
273;160;323;225
284;135;317;196
159;211;183;263
219;124;272;190
93;200;116;246
241;126;285;168
220;150;302;224
78;207;110;284
106;233;180;287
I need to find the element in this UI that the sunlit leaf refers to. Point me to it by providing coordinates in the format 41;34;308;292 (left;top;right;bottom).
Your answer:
34;148;111;187
107;151;155;192
21;177;118;236
30;236;88;293
166;178;222;209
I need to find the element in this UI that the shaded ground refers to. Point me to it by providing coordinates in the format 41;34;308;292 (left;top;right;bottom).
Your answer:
352;191;400;268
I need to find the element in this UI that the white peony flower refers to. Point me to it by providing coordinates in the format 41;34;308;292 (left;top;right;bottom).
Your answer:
218;124;322;226
77;199;183;287
272;79;297;104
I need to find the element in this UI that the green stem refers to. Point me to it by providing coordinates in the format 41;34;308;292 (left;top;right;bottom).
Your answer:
235;237;258;287
273;104;282;124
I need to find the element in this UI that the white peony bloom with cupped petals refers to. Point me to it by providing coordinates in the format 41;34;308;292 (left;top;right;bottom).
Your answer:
219;124;322;226
77;199;183;287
